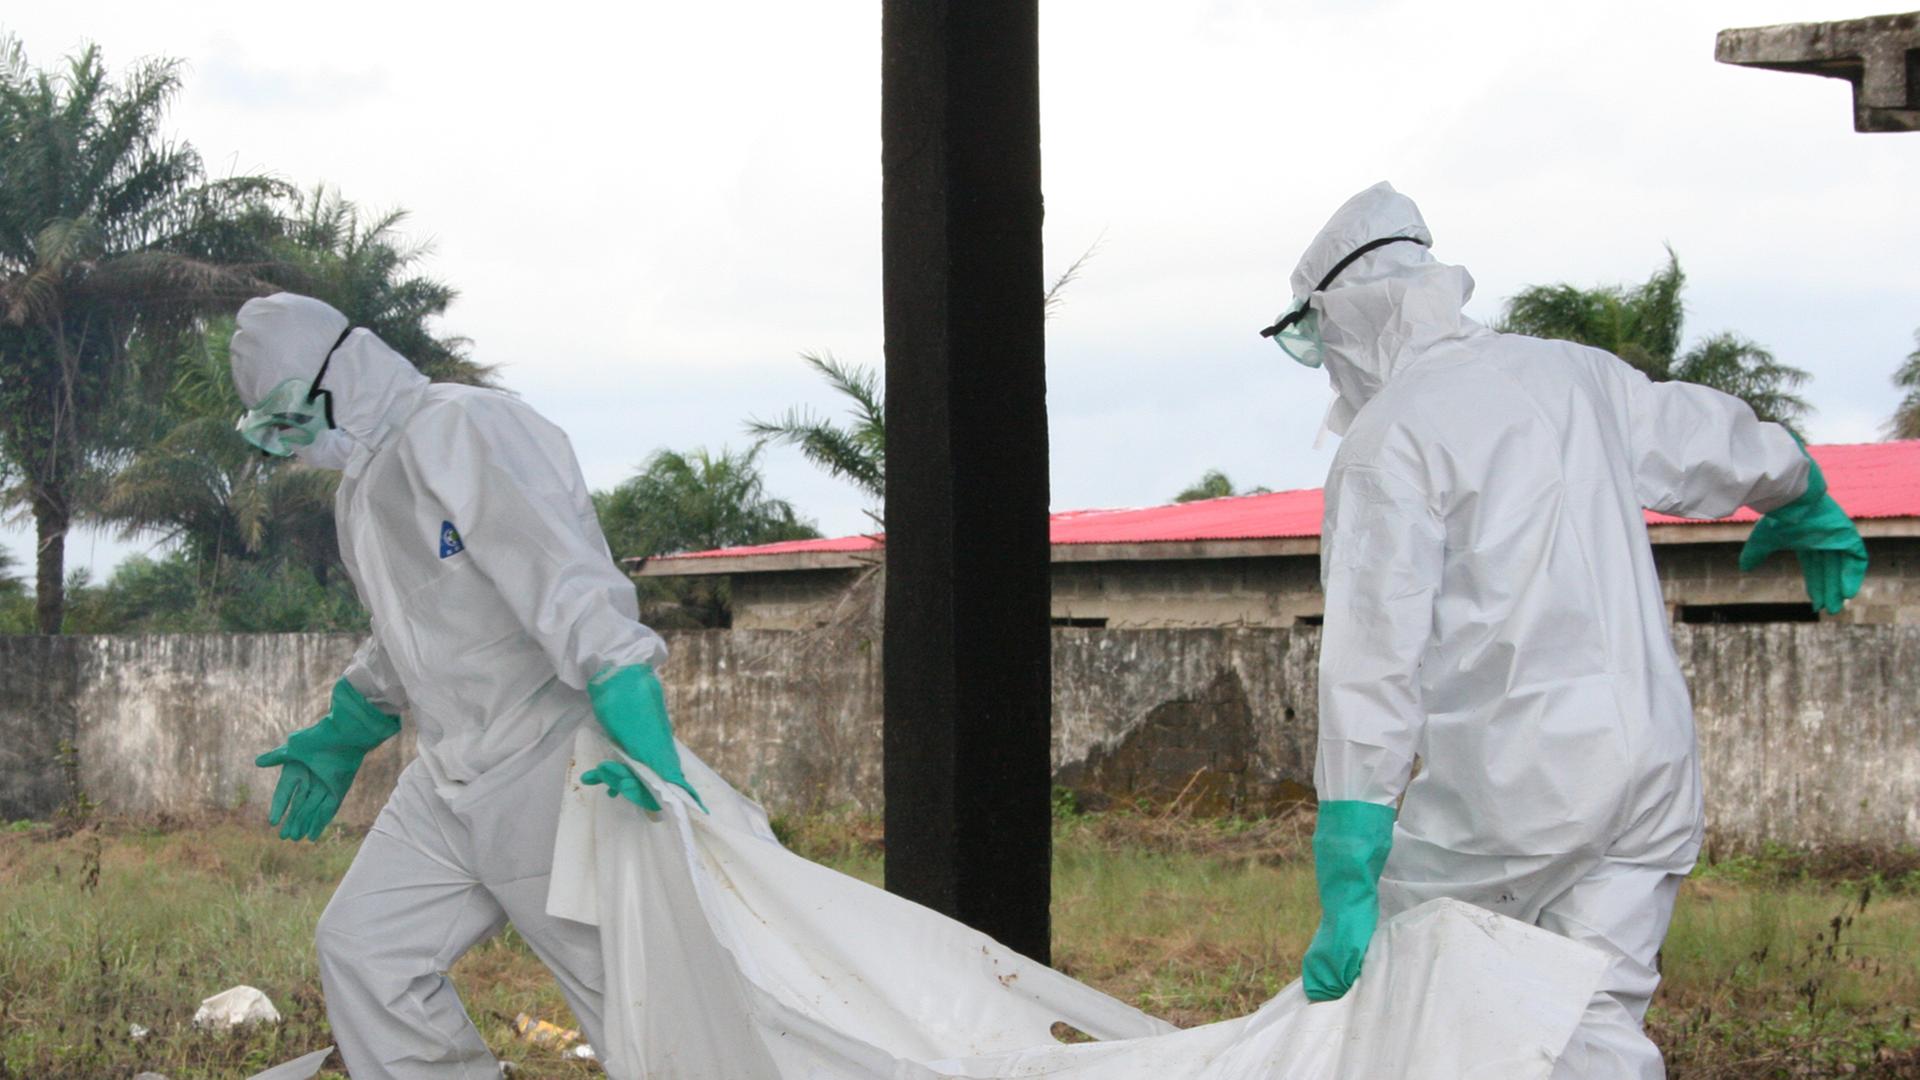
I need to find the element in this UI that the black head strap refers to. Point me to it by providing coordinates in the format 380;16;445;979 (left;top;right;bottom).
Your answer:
305;324;354;428
1259;235;1430;339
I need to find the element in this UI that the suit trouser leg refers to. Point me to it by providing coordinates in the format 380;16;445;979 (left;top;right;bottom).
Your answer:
1380;833;1682;1079
1541;859;1683;1080
316;765;508;1080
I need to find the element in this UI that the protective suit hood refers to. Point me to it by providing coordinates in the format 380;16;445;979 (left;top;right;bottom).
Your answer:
1286;183;1483;436
231;292;430;473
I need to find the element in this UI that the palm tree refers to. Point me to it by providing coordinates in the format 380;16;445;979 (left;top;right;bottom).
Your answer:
98;319;342;584
593;446;817;627
271;186;491;385
745;352;886;503
747;243;1099;509
1497;249;1811;429
0;36;284;631
1890;330;1920;440
91;186;494;630
595;445;817;563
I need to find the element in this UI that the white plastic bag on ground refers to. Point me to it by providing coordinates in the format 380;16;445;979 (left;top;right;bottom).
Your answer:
192;985;280;1029
548;728;1609;1079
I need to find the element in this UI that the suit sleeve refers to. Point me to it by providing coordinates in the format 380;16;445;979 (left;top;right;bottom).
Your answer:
341;634;410;715
1611;358;1811;518
408;396;668;689
1314;463;1445;807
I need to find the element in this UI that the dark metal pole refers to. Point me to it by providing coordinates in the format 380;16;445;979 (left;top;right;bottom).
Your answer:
881;0;1051;962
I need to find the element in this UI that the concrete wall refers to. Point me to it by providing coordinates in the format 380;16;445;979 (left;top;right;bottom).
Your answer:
729;537;1920;630
731;568;874;631
1681;624;1920;849
1656;538;1920;625
2;627;1916;849
1050;559;1326;629
0;634;412;826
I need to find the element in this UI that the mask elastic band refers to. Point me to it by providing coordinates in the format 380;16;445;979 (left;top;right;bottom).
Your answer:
1259;235;1430;339
306;324;354;428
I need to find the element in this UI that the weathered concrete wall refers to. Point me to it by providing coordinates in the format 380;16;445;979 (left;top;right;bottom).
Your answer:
0;634;412;826
662;630;884;811
1;627;1915;850
730;569;872;631
1680;623;1920;849
0;636;83;821
1051;559;1327;630
1049;627;1321;814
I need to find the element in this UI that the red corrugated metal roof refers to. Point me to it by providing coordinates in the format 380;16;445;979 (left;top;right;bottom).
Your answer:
654;441;1919;562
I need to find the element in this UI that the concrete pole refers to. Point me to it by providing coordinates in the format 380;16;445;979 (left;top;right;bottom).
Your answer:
880;0;1052;962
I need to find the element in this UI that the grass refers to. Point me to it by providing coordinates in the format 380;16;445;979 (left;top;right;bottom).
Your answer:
3;809;1916;1078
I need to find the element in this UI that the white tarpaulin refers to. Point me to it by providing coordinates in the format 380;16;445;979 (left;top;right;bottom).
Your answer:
548;728;1610;1079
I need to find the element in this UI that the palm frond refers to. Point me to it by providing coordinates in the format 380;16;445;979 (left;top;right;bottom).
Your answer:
1044;237;1102;320
1627;246;1686;365
1674;332;1811;430
1887;330;1920;440
800;352;885;436
746;406;885;499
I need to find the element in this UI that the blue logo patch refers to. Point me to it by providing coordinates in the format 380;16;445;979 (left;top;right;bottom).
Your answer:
438;521;465;559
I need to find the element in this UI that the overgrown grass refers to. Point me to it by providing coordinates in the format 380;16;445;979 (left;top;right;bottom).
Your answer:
3;811;1916;1078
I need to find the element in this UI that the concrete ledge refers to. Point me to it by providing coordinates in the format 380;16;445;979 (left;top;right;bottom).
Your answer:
632;549;878;577
1716;12;1920;133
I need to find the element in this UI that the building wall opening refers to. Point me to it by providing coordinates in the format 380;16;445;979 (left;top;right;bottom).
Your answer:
1678;603;1819;625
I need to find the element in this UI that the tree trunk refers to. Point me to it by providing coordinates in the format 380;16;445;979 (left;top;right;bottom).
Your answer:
32;488;69;634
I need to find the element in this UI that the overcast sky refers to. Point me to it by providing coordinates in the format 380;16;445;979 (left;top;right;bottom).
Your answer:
4;0;1916;579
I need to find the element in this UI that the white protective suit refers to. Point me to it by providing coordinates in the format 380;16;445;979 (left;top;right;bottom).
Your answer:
232;293;680;1077
1297;185;1812;1079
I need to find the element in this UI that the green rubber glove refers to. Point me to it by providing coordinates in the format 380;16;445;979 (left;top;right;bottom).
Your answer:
1302;800;1396;1003
583;664;706;813
580;760;660;812
1737;450;1867;615
255;678;400;842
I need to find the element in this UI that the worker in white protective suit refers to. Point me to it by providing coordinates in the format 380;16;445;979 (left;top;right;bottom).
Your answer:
1263;184;1866;1078
232;292;716;1078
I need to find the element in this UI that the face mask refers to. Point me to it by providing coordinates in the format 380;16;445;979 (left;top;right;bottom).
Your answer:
236;376;332;457
1268;300;1324;367
235;326;351;457
1259;234;1429;368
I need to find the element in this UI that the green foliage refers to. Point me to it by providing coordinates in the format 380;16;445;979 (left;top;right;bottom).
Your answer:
593;446;817;628
0;33;287;632
1497;248;1812;429
596;445;817;561
1890;330;1920;441
82;187;493;633
746;352;886;504
1172;470;1270;504
55;550;367;634
0;544;28;632
267;186;490;386
100;319;342;570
